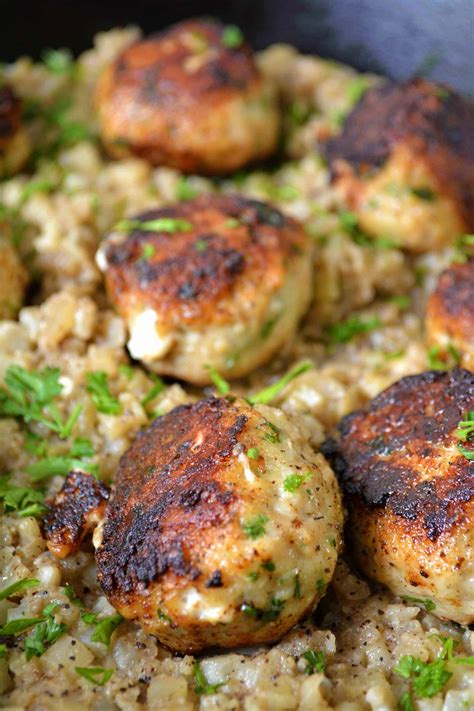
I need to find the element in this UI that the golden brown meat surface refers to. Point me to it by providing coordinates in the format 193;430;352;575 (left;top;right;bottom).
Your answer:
97;194;313;384
44;471;109;559
426;259;474;371
322;78;474;251
95;18;280;173
92;396;343;653
322;368;474;625
0;85;30;176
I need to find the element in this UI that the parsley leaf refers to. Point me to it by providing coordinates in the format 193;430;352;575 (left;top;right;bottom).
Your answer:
247;362;312;405
206;366;230;395
455;411;474;460
175;176;198;201
303;649;325;674
0;617;44;636
0;578;40;600
64;583;84;608
115;218;193;234
401;595;436;612
427;343;461;370
326;316;381;344
246;447;260;460
141;375;165;416
395;655;452;702
24;605;67;660
0;480;47;517
86;371;121;415
221;25;244;49
242;514;268;539
41;48;76;75
283;471;312;493
90;614;123;648
75;667;114;685
193;660;223;695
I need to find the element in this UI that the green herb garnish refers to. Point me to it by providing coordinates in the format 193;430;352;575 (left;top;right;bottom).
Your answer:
401;595;436;612
0;617;44;636
283;471;312;493
221;25;244;49
175;176;198;201
0;578;40;600
64;583;84;608
246;447;260;460
455;411;474;460
242;514;268;539
116;218;193;234
193;660;223;695
247;362;312;405
395;654;452;706
411;187;436;201
42;48;76;75
346;76;370;105
303;649;325;674
206;366;230;395
427;343;461;370
141;375;165;417
90;614;123;648
86;371;121;415
24;605;67;660
140;243;156;260
0;480;47;518
75;667;114;685
326;316;381;344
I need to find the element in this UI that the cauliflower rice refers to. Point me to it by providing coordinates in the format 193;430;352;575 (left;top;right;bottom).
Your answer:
0;27;472;711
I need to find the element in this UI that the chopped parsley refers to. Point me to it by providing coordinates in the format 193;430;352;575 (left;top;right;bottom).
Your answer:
115;218;193;234
86;371;121;415
260;315;280;340
346;76;370;106
411;187;436;201
261;560;275;572
195;239;208;252
401;595;436;612
64;583;84;608
303;649;325;674
157;608;172;625
283;471;312;493
242;514;268;539
175;176;198;201
20;179;55;203
0;480;47;517
427;343;461;370
338;210;399;249
223;217;241;228
193;660;223;695
206;366;230;395
26;439;98;481
118;364;134;379
388;295;411;310
75;667;114;686
0;365;82;438
241;597;285;622
395;654;452;706
141;375;165;417
326;316;381;344
90;614;123;648
221;25;244;49
316;577;326;593
455;411;474;460
246;447;260;460
452;233;474;263
41;48;76;75
286;101;311;127
262;420;280;443
24;604;67;660
0;617;43;636
0;578;40;600
0;644;6;658
140;243;156;261
247;361;312;405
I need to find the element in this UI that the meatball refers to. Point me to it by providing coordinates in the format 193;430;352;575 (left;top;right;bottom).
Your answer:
322;79;474;252
95;18;280;174
0;85;30;177
94;396;342;652
96;194;313;385
0;238;28;318
323;368;474;625
426;259;474;371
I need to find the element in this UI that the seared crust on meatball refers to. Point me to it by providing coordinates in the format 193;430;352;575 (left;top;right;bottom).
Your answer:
426;259;474;371
0;85;30;176
97;194;313;384
44;471;109;559
95;18;280;173
323;368;474;624
322;79;474;251
93;396;343;652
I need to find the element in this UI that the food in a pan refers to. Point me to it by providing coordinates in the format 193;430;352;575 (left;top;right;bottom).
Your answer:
0;18;472;711
95;18;280;174
323;78;474;251
323;367;474;626
97;194;313;383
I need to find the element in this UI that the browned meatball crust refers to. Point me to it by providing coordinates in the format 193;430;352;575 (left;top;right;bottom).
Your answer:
323;368;474;624
96;18;280;173
97;194;313;383
426;259;474;371
322;79;474;251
